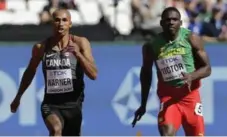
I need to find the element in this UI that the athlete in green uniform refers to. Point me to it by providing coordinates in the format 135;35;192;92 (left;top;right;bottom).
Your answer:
132;7;211;136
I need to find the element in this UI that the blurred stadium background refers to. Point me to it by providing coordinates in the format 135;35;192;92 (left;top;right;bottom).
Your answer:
0;0;227;136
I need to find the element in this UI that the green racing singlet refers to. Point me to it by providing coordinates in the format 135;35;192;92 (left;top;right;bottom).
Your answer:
151;27;195;87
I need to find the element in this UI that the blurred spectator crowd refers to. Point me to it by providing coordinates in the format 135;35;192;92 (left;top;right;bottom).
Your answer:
1;0;227;41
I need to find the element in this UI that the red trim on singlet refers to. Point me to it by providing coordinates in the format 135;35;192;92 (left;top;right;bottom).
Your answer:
157;77;201;100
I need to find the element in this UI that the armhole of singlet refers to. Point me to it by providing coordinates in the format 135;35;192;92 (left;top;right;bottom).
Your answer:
187;31;198;68
149;42;155;61
44;37;52;51
70;34;84;76
187;31;195;51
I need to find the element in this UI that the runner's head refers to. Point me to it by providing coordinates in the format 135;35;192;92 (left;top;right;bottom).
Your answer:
52;9;72;36
160;7;182;35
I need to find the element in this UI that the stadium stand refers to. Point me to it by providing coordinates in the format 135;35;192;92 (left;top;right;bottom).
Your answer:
0;0;227;42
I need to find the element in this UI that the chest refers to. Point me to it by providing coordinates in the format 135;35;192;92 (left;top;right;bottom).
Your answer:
43;50;77;69
155;40;191;60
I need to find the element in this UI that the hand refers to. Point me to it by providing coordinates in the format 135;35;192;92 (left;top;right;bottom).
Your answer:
181;72;193;92
10;97;20;113
132;105;146;127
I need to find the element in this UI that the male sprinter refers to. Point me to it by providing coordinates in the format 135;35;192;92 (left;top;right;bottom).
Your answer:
10;9;97;136
132;7;211;136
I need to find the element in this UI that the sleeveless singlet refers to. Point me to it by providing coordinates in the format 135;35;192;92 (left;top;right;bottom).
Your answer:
42;35;84;105
151;27;195;87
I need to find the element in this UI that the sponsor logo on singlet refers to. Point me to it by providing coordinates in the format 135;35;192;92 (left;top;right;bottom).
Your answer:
158;47;185;58
156;55;186;81
45;58;73;94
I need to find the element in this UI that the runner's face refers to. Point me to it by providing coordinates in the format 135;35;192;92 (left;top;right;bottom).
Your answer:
161;11;182;35
53;12;72;36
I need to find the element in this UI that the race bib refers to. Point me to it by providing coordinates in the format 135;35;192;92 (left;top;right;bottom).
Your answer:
194;103;203;116
46;69;74;94
156;55;186;81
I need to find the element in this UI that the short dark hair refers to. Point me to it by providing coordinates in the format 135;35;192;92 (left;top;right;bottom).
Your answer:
161;7;181;19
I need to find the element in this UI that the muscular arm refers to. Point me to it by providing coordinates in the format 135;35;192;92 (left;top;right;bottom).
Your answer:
189;34;211;80
15;44;43;99
140;43;154;108
76;37;97;80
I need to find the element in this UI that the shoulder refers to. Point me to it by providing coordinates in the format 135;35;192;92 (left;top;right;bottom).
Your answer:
32;39;47;56
150;32;164;46
70;35;91;50
143;41;152;49
142;40;154;55
71;35;90;45
180;27;192;38
143;33;162;52
188;32;204;50
188;32;200;41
